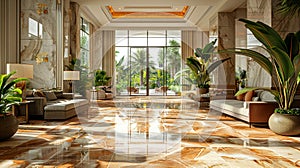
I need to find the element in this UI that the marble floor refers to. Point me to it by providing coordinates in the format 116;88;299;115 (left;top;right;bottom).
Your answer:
1;96;300;168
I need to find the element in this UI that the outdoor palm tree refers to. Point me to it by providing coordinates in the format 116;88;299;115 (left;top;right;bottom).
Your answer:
166;40;181;77
130;49;155;86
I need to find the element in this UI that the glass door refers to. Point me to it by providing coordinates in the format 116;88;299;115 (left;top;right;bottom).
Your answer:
129;47;147;96
148;47;168;96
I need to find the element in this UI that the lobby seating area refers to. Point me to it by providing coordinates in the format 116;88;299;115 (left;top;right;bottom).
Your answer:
210;90;278;126
26;90;89;120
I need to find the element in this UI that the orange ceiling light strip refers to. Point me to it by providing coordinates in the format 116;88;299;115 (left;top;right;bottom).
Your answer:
107;6;189;19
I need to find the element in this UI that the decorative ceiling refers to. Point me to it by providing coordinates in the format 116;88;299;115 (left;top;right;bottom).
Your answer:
106;5;189;19
72;0;246;30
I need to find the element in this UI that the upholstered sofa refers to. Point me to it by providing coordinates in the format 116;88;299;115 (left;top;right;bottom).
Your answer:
210;90;278;126
26;90;89;120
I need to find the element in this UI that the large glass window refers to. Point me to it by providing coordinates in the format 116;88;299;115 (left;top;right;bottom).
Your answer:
115;30;181;96
80;17;90;67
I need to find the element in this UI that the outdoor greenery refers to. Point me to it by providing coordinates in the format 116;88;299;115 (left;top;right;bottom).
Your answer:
0;71;26;114
223;18;300;112
115;39;181;94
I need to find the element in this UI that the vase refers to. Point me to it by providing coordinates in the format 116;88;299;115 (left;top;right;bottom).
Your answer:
268;112;300;136
0;114;19;140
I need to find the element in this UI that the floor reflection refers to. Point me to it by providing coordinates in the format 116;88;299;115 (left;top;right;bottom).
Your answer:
0;97;300;167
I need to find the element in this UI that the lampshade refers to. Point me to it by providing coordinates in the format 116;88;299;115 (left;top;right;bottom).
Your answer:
63;71;80;80
7;64;33;79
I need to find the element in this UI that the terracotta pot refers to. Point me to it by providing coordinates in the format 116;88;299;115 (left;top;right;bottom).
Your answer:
197;88;209;94
268;112;300;136
0;114;19;140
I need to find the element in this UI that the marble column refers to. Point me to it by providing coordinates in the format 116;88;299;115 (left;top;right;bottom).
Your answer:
235;8;247;89
217;12;236;91
69;2;80;60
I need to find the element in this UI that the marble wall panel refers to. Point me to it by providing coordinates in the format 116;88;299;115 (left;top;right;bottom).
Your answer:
20;0;57;89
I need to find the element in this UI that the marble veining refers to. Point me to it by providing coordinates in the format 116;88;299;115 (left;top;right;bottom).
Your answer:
1;97;300;167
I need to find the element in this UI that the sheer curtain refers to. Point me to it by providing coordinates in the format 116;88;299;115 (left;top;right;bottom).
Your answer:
102;30;115;85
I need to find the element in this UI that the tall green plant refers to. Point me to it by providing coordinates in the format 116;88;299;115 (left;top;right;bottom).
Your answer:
223;18;300;111
185;39;230;88
0;71;26;114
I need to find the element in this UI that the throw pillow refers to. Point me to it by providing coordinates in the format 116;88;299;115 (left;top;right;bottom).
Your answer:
43;91;58;101
33;89;46;97
252;96;260;101
260;91;276;102
236;93;245;101
245;90;254;101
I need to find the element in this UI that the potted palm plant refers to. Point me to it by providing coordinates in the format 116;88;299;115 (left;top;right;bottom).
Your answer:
0;71;27;140
223;18;300;135
186;39;230;94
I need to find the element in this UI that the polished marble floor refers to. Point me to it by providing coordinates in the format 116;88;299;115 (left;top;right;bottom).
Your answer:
1;96;300;168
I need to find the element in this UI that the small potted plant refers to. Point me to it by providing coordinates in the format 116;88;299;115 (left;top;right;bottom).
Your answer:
235;67;247;90
0;71;27;140
93;70;111;99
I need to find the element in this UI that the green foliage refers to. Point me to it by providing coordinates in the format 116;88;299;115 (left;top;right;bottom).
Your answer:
275;108;300;115
94;70;111;86
223;18;300;111
0;71;27;114
186;39;230;88
236;67;247;88
277;0;300;18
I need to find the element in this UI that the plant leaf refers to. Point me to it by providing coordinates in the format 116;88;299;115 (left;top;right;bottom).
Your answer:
293;54;300;78
207;57;230;74
284;32;299;60
239;18;287;53
220;48;273;75
271;47;295;81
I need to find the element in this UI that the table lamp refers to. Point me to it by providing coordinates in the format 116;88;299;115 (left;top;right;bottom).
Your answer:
63;71;80;93
7;63;34;100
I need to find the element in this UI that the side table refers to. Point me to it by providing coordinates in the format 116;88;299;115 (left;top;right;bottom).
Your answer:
12;100;33;124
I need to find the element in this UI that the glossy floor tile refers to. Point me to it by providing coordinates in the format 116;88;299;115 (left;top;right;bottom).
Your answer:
1;96;300;168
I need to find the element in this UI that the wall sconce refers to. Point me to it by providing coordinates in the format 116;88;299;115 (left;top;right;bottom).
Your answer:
35;52;49;64
36;3;48;15
211;25;217;35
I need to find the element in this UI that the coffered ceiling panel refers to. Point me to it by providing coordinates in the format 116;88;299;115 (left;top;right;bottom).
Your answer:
73;0;246;30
